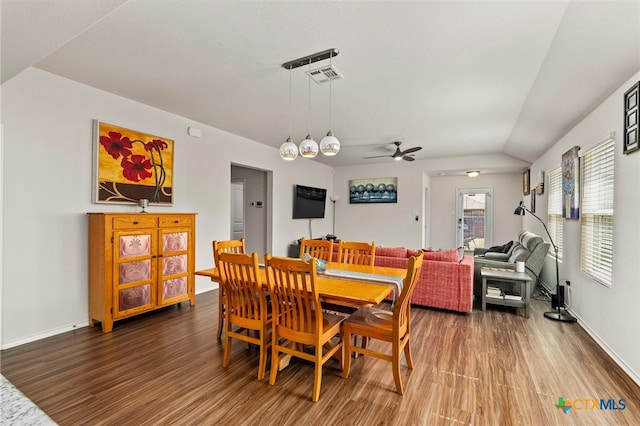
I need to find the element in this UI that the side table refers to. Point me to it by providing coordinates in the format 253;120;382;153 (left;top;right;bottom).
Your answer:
481;268;532;318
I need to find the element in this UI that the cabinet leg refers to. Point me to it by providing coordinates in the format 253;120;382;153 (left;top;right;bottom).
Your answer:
101;320;114;333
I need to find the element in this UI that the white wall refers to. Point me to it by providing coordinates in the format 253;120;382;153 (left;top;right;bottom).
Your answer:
332;162;425;248
0;68;333;347
527;71;640;383
429;173;523;249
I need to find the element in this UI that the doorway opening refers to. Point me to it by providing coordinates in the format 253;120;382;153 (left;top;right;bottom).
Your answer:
230;164;271;256
456;188;493;250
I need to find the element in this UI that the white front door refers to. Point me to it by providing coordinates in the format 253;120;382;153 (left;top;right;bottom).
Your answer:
456;187;493;249
230;180;245;240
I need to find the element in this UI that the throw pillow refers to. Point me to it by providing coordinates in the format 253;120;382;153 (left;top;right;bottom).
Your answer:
423;249;459;263
376;247;408;258
487;240;513;253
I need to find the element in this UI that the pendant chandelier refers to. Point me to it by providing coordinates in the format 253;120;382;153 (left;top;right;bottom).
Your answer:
279;48;341;161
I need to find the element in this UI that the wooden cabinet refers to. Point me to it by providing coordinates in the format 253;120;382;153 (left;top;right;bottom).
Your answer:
88;213;196;332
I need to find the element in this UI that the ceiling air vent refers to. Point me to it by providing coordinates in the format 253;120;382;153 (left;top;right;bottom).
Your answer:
306;65;343;84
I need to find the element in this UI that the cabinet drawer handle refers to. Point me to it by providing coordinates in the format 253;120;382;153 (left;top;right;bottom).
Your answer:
173;220;179;224
133;221;139;225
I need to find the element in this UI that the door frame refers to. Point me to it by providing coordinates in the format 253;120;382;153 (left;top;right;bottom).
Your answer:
230;179;246;240
455;187;493;249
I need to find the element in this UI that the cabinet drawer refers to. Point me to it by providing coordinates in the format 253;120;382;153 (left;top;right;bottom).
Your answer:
113;216;158;229
159;215;193;228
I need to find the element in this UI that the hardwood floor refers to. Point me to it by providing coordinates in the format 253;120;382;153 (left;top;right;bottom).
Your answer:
2;290;639;425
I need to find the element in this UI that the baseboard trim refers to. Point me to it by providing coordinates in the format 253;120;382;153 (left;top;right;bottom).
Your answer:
568;309;640;388
1;289;219;350
538;278;640;387
1;320;89;350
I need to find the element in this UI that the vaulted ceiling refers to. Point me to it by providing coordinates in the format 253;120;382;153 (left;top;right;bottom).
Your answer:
2;1;639;173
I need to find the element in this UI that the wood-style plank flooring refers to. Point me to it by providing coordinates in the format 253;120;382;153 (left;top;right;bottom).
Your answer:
2;290;639;425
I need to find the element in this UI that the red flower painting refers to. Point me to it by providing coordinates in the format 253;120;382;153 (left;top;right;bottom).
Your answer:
100;132;133;159
121;154;153;182
96;122;173;204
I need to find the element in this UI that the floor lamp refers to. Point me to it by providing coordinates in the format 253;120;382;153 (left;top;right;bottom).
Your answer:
514;201;577;323
329;195;338;239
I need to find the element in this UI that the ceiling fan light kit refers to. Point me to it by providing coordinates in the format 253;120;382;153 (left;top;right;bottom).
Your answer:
279;48;341;160
362;141;422;162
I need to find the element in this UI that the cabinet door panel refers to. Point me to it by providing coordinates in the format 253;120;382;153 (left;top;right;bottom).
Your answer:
162;231;188;253
119;284;152;312
163;254;187;276
119;259;152;284
162;277;188;300
119;234;152;258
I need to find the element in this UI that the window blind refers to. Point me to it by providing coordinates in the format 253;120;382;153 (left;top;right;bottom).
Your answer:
547;167;563;260
580;138;615;286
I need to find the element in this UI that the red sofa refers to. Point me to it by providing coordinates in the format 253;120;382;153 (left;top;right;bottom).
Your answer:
329;243;474;313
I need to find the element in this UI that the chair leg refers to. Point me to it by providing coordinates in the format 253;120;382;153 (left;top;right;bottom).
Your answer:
222;327;232;368
342;328;352;379
403;335;413;369
217;295;224;339
269;342;279;385
257;328;267;381
392;341;404;395
312;347;323;402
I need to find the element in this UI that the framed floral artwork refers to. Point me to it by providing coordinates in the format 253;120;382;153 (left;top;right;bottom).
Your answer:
93;121;174;204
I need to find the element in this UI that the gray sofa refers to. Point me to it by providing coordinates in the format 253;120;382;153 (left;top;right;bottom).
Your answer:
473;231;550;296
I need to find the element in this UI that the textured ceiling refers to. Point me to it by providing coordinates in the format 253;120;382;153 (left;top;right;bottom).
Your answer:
2;0;639;173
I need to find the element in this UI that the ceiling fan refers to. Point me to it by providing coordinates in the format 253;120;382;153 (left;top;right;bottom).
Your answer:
363;141;422;162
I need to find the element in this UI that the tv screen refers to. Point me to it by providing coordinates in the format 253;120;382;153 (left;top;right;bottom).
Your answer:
293;185;327;219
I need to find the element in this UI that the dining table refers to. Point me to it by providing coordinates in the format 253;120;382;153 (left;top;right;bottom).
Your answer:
195;260;407;308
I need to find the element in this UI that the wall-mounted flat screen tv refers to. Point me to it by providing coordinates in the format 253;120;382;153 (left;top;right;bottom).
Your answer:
293;184;327;219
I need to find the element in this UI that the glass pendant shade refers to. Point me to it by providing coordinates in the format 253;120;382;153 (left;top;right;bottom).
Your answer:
320;131;340;156
299;135;319;158
279;137;298;160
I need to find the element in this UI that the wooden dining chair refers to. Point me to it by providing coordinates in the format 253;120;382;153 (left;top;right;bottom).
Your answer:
264;255;345;402
213;239;246;339
299;238;334;262
341;251;424;395
337;241;376;266
217;251;271;380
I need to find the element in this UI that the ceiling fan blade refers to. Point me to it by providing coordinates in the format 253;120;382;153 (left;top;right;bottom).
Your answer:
401;146;422;155
363;155;393;159
402;155;415;162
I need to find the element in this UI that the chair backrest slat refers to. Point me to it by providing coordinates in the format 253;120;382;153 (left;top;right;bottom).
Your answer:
299;238;334;262
337;241;376;266
265;255;321;338
218;252;266;322
394;252;424;335
213;239;246;267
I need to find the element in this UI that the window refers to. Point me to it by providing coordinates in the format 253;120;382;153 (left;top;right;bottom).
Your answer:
547;167;563;260
580;138;615;286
